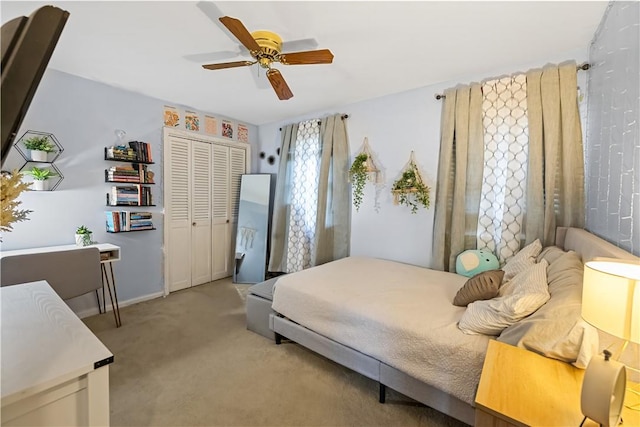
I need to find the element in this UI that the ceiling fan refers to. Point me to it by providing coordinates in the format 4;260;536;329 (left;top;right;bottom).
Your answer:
201;16;334;100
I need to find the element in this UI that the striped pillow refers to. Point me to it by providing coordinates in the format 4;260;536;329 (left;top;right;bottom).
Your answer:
502;239;542;282
458;260;549;336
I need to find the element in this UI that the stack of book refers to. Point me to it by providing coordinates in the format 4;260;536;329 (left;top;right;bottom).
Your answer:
105;164;154;183
127;141;153;163
105;211;154;232
105;145;136;161
105;141;153;163
107;185;153;206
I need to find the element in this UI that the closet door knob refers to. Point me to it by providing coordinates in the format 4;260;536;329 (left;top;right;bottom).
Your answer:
226;219;230;223
192;222;196;226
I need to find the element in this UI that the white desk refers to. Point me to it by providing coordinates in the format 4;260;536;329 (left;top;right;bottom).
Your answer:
1;280;113;426
1;243;123;327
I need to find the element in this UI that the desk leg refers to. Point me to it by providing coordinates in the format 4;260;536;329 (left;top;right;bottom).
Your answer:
101;263;122;327
95;290;103;314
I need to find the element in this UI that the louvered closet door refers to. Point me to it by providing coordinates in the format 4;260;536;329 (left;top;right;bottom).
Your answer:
228;147;247;275
191;141;212;286
166;137;191;292
212;145;230;280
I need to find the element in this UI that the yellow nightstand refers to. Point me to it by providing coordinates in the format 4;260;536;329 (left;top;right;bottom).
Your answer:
475;340;639;427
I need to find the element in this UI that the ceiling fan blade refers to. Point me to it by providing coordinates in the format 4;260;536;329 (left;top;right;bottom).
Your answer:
202;60;254;70
267;69;293;100
279;49;334;65
219;16;261;53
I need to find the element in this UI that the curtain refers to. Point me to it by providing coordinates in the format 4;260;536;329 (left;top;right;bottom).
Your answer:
268;114;350;273
477;74;530;264
433;61;585;272
314;114;350;265
268;123;298;273
525;61;585;247
432;84;484;272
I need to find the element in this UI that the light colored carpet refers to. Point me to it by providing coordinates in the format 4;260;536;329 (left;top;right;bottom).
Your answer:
83;278;469;427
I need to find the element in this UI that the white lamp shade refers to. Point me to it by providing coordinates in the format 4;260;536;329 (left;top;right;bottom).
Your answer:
582;260;640;344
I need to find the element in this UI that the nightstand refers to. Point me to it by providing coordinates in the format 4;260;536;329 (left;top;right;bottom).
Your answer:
475;340;639;427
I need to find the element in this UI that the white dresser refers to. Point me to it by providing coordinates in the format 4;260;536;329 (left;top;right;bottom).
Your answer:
1;280;113;426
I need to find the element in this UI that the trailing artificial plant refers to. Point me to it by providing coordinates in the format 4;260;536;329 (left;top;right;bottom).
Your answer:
75;225;93;246
0;170;32;239
349;153;369;211
391;160;430;214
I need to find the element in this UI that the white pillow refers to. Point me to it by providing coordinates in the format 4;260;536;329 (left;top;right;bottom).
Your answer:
458;260;550;336
502;239;542;282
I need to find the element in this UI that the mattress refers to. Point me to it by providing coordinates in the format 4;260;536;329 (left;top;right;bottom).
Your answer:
272;256;491;405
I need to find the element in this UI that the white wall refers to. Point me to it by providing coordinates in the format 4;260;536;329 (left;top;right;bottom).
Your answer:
1;69;258;316
257;48;589;268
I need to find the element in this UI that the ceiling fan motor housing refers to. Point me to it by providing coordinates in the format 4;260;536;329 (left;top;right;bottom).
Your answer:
251;30;282;67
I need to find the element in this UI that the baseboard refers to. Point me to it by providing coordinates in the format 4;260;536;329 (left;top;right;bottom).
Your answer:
75;291;165;319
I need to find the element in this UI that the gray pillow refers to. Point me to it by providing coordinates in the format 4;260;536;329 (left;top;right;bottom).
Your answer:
497;251;598;368
453;269;504;307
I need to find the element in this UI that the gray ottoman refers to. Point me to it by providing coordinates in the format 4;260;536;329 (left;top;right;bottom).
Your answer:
245;277;280;340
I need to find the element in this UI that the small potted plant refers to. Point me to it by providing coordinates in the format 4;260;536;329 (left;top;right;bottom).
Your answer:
23;136;56;162
391;161;430;214
75;225;93;247
349;153;369;211
21;166;58;191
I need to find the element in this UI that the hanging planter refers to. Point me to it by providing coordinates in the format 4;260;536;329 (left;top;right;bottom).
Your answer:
348;137;381;211
391;152;430;214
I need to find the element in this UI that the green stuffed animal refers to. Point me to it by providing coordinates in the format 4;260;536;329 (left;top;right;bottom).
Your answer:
455;248;499;277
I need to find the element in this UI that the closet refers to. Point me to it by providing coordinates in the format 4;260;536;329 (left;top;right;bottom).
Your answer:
163;128;249;293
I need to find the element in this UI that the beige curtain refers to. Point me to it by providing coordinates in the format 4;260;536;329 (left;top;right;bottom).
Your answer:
268;114;350;273
313;114;350;265
432;84;484;271
525;61;585;246
268;123;298;273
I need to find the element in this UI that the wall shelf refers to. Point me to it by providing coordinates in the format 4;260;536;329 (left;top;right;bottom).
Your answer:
104;142;155;232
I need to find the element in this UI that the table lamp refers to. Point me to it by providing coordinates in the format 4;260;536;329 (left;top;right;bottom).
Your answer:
581;259;640;427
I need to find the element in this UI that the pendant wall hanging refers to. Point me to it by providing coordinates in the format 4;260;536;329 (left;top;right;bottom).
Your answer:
391;151;430;214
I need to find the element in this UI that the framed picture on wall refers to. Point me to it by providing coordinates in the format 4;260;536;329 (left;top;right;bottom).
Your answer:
222;120;233;139
238;123;248;143
185;111;200;132
163;106;180;127
204;115;217;135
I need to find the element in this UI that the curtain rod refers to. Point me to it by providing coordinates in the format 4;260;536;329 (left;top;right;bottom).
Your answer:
434;62;591;100
279;114;349;131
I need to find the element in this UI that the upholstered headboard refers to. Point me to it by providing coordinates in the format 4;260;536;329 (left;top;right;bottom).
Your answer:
556;227;639;262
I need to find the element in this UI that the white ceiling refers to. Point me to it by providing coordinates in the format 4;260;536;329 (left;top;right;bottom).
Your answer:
2;1;608;126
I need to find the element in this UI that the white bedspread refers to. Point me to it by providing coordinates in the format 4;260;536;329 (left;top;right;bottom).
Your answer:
272;256;491;405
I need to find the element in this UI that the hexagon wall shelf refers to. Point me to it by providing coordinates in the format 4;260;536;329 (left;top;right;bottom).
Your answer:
14;130;63;163
19;162;64;191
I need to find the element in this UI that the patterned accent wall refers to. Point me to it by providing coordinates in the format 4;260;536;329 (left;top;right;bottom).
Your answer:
586;1;639;255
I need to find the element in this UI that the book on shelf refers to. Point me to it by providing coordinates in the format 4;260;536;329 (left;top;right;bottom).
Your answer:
108;185;153;206
105;211;154;232
105;164;155;184
105;141;153;163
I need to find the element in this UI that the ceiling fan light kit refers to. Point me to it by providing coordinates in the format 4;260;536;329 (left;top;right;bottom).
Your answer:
201;15;334;100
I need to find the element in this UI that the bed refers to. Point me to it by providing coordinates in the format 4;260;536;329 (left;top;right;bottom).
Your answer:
268;228;639;425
